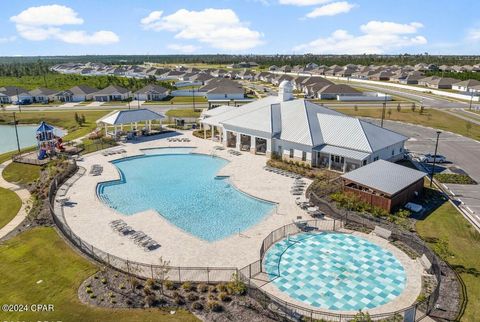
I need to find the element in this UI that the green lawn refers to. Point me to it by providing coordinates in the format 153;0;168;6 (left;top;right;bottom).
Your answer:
416;202;480;321
0;187;22;229
337;108;480;141
2;162;41;184
170;96;208;104
0;109;110;141
165;108;202;118
0;227;199;322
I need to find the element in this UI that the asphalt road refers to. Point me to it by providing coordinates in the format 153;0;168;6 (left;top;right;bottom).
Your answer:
341;81;472;109
2;103;208;112
367;118;480;226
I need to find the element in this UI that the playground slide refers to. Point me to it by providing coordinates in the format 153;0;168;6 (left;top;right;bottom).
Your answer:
38;149;47;160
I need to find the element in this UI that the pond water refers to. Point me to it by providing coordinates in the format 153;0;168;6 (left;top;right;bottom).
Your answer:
0;124;64;154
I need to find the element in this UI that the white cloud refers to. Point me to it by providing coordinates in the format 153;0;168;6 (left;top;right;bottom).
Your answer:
141;11;163;26
306;1;356;18
279;0;332;6
467;28;480;41
140;8;263;51
294;21;427;54
10;5;83;26
0;36;16;43
10;5;119;45
360;21;423;34
167;44;199;53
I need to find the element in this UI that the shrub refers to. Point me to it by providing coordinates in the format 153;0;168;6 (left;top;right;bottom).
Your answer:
207;300;223;312
208;285;217;293
208;293;217;301
174;296;185;305
181;282;193;292
197;283;208;293
89;293;96;299
227;273;247;296
101;278;107;285
187;293;199;302
192;301;204;311
145;294;156;307
218;292;232;302
119;283;126;290
216;283;228;293
164;280;175;290
146;278;155;288
86;287;93;294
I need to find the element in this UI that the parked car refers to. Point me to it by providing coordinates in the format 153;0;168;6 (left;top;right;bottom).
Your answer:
419;154;447;163
13;99;32;105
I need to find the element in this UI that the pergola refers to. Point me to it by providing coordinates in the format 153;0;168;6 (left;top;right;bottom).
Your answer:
96;109;165;138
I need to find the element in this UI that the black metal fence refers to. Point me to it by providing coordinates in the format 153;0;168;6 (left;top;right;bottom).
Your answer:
239;214;442;322
48;162;238;282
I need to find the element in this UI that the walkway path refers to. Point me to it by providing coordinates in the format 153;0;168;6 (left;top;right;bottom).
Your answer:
0;160;31;239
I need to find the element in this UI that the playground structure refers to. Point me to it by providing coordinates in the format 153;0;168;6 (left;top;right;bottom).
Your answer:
36;121;65;160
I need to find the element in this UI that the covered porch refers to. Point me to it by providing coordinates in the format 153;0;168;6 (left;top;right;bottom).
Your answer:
312;145;369;172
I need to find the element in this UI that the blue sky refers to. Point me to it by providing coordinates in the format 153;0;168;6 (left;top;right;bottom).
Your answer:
1;0;479;56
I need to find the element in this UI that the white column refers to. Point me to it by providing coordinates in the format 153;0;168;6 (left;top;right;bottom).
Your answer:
204;127;207;139
328;154;332;170
250;136;256;154
235;133;241;150
343;158;347;172
211;126;214;141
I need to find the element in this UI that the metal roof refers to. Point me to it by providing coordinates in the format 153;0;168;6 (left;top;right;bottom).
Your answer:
341;160;426;196
96;109;165;125
314;145;370;160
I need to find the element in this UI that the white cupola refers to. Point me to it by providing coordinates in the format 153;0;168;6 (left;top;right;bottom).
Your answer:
278;80;294;101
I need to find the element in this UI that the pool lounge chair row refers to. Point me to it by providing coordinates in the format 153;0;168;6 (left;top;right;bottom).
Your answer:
167;137;190;142
90;164;103;176
263;166;301;179
213;146;225;151
227;149;242;156
109;220;160;251
102;149;126;156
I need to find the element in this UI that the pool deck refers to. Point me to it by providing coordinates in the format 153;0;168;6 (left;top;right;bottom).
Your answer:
60;131;313;268
255;230;424;317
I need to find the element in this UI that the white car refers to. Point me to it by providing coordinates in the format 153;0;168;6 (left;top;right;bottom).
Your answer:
419;154;447;163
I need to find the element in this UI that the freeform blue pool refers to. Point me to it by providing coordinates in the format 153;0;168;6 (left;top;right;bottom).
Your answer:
97;151;275;241
264;232;406;311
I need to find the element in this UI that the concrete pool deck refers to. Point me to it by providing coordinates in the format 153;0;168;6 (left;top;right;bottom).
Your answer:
255;230;424;316
60;131;314;268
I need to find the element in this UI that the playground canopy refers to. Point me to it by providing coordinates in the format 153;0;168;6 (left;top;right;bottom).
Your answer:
96;109;166;137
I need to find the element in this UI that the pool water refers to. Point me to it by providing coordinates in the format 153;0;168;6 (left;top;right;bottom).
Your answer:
264;232;406;311
98;152;275;241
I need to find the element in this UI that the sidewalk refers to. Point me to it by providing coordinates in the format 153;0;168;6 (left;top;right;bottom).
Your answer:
0;160;31;239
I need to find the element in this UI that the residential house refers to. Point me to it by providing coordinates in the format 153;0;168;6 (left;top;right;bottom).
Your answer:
55;85;98;102
134;84;169;101
29;87;59;103
0;86;32;104
315;84;360;99
452;79;480;92
199;79;245;101
93;85;131;102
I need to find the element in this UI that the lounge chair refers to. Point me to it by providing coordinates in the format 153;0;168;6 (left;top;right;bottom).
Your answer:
129;231;145;239
118;226;133;235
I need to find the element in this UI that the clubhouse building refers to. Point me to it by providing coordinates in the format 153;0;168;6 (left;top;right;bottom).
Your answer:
200;81;407;172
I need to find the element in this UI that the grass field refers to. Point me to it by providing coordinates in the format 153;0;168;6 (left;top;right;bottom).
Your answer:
0;110;110;141
2;162;41;184
337;107;480;140
165;108;202;118
0;227;199;322
0;187;22;229
416;202;480;321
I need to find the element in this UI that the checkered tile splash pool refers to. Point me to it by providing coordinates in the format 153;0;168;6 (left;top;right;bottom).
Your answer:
264;232;406;311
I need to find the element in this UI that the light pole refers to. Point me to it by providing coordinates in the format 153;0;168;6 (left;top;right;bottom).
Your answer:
380;93;386;128
192;86;196;112
430;131;442;187
12;112;21;153
469;90;474;111
16;88;22;113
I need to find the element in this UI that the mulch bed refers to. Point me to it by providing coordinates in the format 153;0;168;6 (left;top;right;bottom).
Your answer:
78;269;280;322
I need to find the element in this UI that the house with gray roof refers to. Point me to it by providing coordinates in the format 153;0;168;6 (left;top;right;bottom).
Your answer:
93;85;131;102
134;84;169;101
29;87;60;103
55;85;98;102
0;86;32;104
201;81;407;172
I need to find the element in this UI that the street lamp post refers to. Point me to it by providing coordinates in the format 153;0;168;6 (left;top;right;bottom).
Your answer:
430;131;442;187
12;112;21;153
192;86;196;112
380;93;387;128
469;90;474;111
16;88;22;113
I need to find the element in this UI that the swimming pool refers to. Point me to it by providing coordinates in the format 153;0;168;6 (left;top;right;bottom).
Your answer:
264;232;406;311
97;152;275;241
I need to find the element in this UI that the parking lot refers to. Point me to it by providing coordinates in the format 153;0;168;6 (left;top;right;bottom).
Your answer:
368;118;480;228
